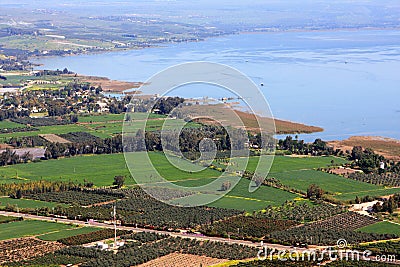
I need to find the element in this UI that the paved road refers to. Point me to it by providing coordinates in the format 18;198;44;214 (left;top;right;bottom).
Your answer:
0;210;317;252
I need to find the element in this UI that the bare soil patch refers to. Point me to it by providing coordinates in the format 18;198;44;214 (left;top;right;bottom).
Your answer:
39;134;71;144
68;74;143;92
180;104;323;134
328;136;400;161
0;237;64;264
136;253;228;267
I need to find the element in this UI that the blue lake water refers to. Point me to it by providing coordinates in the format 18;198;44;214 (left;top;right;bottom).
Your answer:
34;29;400;141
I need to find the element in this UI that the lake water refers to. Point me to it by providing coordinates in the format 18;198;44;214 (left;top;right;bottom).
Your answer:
34;29;400;141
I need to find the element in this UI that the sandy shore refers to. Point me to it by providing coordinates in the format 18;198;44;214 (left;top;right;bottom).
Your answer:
328;136;400;161
64;74;143;92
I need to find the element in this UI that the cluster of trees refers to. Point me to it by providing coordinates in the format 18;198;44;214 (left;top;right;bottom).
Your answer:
120;232;168;244
277;136;340;156
34;68;74;76
47;188;242;230
0;57;31;71
81;236;258;267
27;190;119;206
373;194;400;214
306;184;324;199
0;108;30;121
261;201;346;222
350;146;385;173
201;215;297;241
58;229;130;246
11;233;260;266
353;195;375;204
33;135;123;160
126;125;255;153
59;132;102;143
5;124;253;165
268;212;391;246
355;239;400;258
152;96;185;114
0;149;24;166
269;224;395;246
0;127;38;134
0;180;81;197
11;115;77;126
347;172;400;187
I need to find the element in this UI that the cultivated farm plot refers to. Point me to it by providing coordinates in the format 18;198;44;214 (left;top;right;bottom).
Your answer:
222;155;348;173
272;169;400;201
0;237;64;264
136;253;228;267
174;177;301;211
358;221;400;236
0;196;64;209
38;226;100;241
39;134;71;143
0;113;201;139
0;152;221;186
0;220;76;240
0;120;26;129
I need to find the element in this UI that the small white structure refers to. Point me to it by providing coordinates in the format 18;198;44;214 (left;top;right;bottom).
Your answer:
96;242;109;250
380;161;385;169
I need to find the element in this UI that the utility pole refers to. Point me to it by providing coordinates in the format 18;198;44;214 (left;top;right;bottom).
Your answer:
113;204;117;248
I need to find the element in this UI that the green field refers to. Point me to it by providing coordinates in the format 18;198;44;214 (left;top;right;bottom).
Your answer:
0;220;76;240
174;177;302;211
358;221;400;236
0;113;200;140
0;197;64;209
272;169;400;201
0;120;26;129
221;155;348;173
78;113;164;122
38;226;99;241
0;152;221;187
2;152;397;209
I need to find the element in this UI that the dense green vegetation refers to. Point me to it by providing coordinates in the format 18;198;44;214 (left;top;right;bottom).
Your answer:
57;229;130;245
27;190;120;206
261;201;346;222
200;216;297;240
355;240;400;258
268;212;396;246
